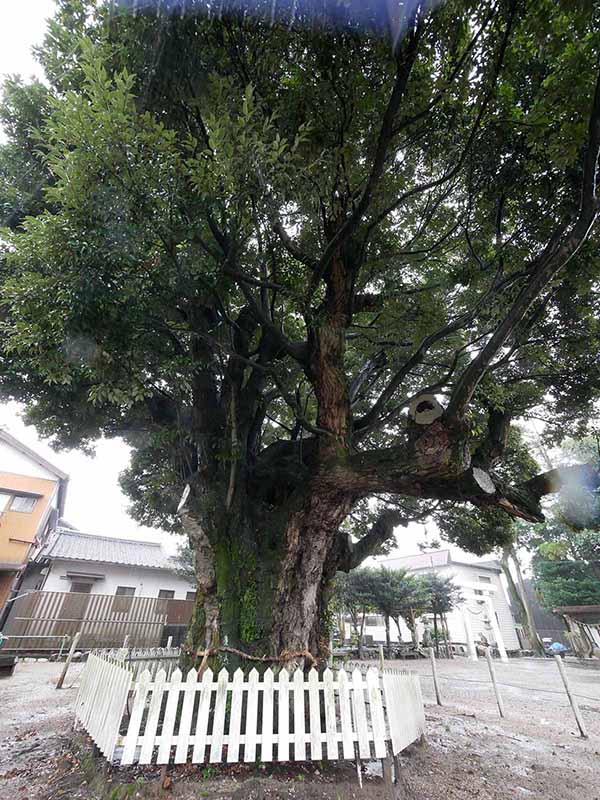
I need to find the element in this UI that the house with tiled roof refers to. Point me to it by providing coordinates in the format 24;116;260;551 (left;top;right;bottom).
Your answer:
2;528;196;651
0;428;69;620
22;527;196;601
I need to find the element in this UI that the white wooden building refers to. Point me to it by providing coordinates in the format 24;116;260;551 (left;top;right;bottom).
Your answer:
362;549;520;657
21;527;196;600
3;528;197;650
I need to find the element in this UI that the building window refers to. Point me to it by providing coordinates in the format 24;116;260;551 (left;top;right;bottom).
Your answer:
474;589;484;596
0;492;39;513
70;581;92;594
113;586;135;613
186;591;196;601
158;589;175;599
478;575;492;584
10;495;37;513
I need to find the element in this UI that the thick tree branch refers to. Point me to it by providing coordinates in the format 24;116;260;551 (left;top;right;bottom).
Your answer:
472;407;512;469
272;221;317;270
340;509;405;571
230;268;309;365
307;17;424;295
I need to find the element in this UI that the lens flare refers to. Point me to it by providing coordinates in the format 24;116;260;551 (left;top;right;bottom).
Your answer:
114;0;431;46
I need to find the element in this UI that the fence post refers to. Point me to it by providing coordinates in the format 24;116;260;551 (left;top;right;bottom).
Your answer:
378;644;385;672
122;634;130;649
166;635;173;649
485;647;505;718
56;631;81;690
429;647;442;705
554;655;588;738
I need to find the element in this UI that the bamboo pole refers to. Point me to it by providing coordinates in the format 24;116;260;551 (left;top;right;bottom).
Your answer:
554;655;588;738
485;647;505;718
429;647;442;705
56;631;81;690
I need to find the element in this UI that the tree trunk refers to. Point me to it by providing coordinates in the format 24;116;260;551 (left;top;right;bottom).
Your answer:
509;545;545;656
433;612;439;657
358;609;367;660
501;546;526;625
409;608;418;645
177;281;591;670
384;613;392;658
393;616;404;644
442;614;453;659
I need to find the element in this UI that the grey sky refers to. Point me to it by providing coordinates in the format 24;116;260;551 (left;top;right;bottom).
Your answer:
0;0;56;84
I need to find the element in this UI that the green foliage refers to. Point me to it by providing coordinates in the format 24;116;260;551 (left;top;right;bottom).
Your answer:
175;539;196;581
533;558;600;609
333;565;460;628
332;568;378;626
419;572;462;616
370;567;429;619
1;1;600;586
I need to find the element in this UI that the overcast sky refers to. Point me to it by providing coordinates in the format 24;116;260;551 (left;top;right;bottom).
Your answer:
0;1;56;84
0;0;480;563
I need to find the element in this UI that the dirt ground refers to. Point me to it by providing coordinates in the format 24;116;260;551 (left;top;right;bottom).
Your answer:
0;656;599;800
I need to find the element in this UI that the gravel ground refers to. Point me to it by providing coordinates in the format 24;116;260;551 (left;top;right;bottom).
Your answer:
382;655;600;800
0;657;598;800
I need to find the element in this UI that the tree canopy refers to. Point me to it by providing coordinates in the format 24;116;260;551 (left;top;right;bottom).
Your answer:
2;0;600;661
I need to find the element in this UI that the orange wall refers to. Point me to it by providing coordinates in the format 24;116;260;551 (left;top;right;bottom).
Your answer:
0;473;57;567
0;572;14;611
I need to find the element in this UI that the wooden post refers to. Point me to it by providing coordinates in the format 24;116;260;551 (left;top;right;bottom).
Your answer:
378;644;385;672
554;654;588;738
429;647;442;705
123;634;130;649
485;647;505;718
382;743;394;800
485;596;508;663
56;631;81;690
166;636;173;649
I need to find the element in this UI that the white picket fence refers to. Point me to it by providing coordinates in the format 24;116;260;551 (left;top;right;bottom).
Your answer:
75;654;425;766
93;647;181;679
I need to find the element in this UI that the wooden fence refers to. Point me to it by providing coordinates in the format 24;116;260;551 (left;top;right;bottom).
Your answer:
3;590;194;651
95;647;182;679
75;654;425;766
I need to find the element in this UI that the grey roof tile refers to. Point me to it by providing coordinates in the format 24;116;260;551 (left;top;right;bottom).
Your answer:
38;528;176;571
381;550;450;571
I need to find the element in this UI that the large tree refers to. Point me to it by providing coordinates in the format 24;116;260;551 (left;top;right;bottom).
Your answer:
2;0;600;663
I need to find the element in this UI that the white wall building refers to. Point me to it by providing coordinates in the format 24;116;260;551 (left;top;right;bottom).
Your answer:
362;550;520;658
22;527;196;600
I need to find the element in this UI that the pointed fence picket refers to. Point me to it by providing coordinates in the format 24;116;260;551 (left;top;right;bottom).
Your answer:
74;653;132;761
75;655;425;767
